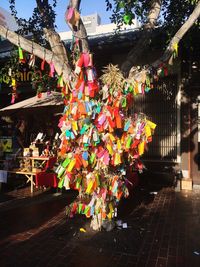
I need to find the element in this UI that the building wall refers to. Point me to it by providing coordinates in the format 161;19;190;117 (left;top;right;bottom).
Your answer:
0;7;17;32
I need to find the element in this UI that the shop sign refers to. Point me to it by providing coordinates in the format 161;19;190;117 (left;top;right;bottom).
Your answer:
0;69;42;86
0;136;12;152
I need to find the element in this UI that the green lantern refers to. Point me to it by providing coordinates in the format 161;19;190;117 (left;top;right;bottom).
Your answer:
123;13;133;25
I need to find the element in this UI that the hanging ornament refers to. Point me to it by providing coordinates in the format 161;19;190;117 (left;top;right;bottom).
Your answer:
49;62;55;77
57;74;64;88
11;86;18;104
28;54;35;67
100;64;125;90
173;43;178;58
36;84;43;98
41;59;46;70
37;92;42;98
18;47;25;63
123;12;133;25
11;94;16;104
164;66;168;76
11;78;16;87
65;7;80;26
47;90;51;96
8;68;12;77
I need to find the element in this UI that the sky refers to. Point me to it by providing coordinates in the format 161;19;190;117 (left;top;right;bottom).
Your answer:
0;0;113;32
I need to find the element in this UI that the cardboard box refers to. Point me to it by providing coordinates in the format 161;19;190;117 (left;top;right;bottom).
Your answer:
181;178;193;190
32;148;39;157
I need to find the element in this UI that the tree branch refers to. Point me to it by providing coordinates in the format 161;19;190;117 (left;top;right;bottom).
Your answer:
146;0;163;29
35;0;43;11
128;1;200;80
0;25;74;84
44;28;69;62
152;0;200;68
121;0;163;76
35;0;69;64
68;0;90;53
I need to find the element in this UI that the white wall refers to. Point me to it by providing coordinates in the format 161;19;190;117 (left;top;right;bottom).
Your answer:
0;7;17;31
59;16;140;41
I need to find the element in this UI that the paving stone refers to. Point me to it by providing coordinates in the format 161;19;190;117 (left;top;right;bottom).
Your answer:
1;184;200;266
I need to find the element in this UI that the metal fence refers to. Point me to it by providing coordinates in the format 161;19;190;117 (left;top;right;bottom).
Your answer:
133;75;178;161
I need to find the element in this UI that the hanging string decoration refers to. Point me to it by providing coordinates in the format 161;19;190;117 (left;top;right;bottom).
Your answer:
56;51;156;230
65;6;80;27
18;47;26;63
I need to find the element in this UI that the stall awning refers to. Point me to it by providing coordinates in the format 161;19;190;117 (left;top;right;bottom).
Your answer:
0;92;64;115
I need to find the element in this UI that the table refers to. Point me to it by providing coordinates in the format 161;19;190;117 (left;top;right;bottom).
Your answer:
8;170;36;194
17;156;50;170
6;157;54;194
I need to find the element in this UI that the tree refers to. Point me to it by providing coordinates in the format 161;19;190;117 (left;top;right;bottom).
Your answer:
0;0;200;230
106;0;200;76
0;0;199;84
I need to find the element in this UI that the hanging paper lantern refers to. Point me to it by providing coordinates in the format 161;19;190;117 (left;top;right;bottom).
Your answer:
123;13;133;25
18;47;26;63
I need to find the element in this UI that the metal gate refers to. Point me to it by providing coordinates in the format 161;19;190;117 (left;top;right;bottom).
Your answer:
133;75;178;161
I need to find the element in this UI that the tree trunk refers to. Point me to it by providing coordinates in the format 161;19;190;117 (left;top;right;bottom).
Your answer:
121;0;163;76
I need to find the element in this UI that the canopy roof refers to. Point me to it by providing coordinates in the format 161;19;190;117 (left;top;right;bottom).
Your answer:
0;91;64;115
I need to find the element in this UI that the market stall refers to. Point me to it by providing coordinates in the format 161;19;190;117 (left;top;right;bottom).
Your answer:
0;91;63;192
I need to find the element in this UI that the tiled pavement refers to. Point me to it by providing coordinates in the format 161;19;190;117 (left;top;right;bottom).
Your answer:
0;180;200;267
